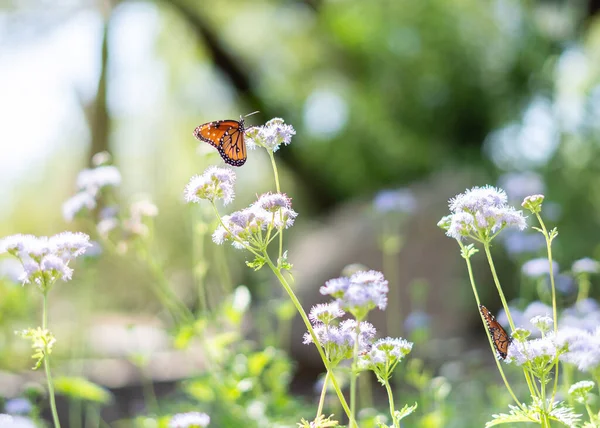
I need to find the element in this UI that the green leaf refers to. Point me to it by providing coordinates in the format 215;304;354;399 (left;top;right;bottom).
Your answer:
53;376;112;405
394;402;418;422
246;257;266;271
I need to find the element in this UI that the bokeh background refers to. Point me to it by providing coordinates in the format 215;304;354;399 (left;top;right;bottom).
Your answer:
1;0;600;426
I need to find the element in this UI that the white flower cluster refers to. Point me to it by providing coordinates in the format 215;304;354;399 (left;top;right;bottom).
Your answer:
0;232;91;287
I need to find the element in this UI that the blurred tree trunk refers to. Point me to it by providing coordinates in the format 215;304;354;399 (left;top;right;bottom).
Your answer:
160;0;340;212
89;8;112;166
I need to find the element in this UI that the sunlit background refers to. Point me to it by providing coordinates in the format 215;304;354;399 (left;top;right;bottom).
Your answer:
1;0;600;426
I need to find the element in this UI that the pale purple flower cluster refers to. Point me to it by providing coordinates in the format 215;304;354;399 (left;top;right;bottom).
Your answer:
497;301;552;338
184;166;236;205
245;118;296;152
508;335;559;366
212;193;297;249
169;411;210;428
557;327;600;372
0;232;91;286
572;257;600;274
443;185;527;241
63;163;122;222
359;337;413;381
303;319;376;364
320;270;388;315
560;298;600;332
308;302;345;324
497;171;545;203
373;189;416;214
522;258;559;278
0;414;36;428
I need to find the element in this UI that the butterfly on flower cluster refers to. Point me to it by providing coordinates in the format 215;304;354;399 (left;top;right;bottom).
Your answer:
193;111;259;167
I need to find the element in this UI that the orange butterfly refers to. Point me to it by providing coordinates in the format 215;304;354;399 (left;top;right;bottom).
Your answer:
479;304;512;359
193;112;258;167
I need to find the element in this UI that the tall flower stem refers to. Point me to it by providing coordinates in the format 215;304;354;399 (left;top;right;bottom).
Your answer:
384;380;399;428
42;290;61;428
267;150;284;261
350;322;361;427
264;255;354;425
534;213;557;332
316;371;330;419
459;242;522;408
533;213;560;403
483;243;516;332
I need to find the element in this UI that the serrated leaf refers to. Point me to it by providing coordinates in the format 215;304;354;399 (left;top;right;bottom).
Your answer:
246;257;266;271
394;402;418;422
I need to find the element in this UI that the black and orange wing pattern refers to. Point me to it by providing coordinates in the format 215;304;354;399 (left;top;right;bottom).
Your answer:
479;305;512;359
193;118;247;167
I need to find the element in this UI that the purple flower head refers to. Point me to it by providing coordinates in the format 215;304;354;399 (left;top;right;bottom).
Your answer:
245;118;296;152
319;277;350;298
501;230;545;257
522;258;559;278
62;191;97;222
309;303;345;325
572;257;600;275
373;189;416;214
498;171;545;203
251;193;298;229
184;167;236;205
76;165;121;194
507;336;558;366
558;327;600;372
444;185;526;241
320;270;388;317
359;337;413;381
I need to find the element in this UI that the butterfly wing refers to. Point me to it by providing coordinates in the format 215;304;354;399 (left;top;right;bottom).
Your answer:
220;125;247;167
193;119;247;166
479;305;512;359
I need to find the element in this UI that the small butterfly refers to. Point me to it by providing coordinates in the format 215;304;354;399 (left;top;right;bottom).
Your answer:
193;112;259;167
479;304;512;359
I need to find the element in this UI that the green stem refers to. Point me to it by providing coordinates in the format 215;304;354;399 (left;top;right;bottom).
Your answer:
460;242;522;408
350;322;361;426
534;213;560;403
483;243;516;331
267;150;284;262
264;255;354;425
316;371;330;419
576;274;591;302
43;291;61;428
384;380;399;428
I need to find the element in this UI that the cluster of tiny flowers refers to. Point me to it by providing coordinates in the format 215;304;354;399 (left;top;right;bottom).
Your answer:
441;185;527;241
0;414;36;428
373;189;417;214
560;298;600;332
245;118;296;152
497;301;552;337
63;157;122;222
212;193;297;249
359;337;413;382
508;335;559;367
557;326;600;372
169;412;210;428
303;319;376;364
308;302;345;324
568;380;595;403
521;257;559;278
0;232;91;286
572;257;600;274
184;166;236;205
320;270;388;316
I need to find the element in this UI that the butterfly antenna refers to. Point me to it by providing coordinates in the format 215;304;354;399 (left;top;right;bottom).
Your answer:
244;111;260;118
